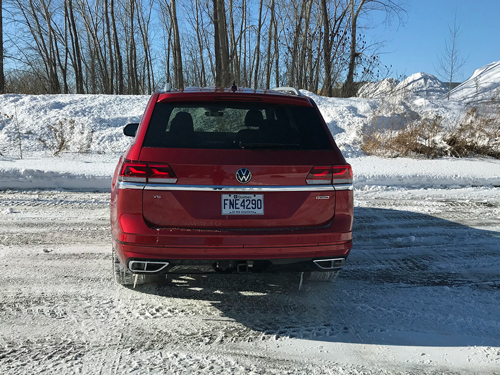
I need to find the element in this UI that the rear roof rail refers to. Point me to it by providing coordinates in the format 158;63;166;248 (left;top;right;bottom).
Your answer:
272;87;302;96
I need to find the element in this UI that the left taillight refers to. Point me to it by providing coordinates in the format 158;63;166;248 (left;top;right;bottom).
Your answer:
118;161;177;184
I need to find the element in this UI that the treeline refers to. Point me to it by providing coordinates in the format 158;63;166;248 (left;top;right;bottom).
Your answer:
1;0;404;96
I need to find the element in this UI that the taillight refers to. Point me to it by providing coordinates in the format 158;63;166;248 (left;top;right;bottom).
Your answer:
119;162;148;183
332;165;353;184
306;166;332;185
306;165;353;185
148;164;177;183
118;161;177;184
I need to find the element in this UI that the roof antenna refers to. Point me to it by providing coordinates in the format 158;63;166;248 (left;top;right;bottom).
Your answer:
231;81;237;92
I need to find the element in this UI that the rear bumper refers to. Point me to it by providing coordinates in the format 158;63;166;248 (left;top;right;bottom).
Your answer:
113;236;352;274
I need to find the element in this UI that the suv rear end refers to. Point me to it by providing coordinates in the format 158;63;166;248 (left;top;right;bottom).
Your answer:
111;87;353;285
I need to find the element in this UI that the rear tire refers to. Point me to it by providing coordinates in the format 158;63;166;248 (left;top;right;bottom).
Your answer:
306;270;339;282
112;249;146;286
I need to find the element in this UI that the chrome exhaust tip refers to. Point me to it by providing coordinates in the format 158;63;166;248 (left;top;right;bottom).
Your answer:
129;261;169;273
313;258;345;270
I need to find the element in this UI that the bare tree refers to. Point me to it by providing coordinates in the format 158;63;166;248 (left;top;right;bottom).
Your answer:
342;0;405;97
170;0;184;89
436;14;467;100
321;0;349;96
213;0;230;87
252;0;263;89
0;0;4;93
110;0;124;94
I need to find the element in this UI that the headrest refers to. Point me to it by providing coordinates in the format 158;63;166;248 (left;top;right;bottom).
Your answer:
244;109;263;128
170;112;194;135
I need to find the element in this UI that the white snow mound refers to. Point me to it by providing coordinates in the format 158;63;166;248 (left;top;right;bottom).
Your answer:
358;78;398;99
393;72;448;98
358;73;448;99
448;60;500;104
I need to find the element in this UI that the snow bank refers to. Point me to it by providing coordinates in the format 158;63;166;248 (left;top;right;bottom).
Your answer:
351;156;500;188
1;153;499;190
358;78;398;99
0;66;499;191
394;72;448;98
448;61;500;104
0;94;149;155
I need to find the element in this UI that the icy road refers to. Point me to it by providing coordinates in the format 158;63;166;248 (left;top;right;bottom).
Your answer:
0;188;499;374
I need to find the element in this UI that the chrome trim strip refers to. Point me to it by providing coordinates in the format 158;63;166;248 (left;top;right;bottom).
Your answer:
334;184;354;191
144;184;335;192
118;181;145;190
119;181;353;192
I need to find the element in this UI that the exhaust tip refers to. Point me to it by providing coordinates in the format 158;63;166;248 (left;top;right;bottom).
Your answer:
313;258;345;270
129;261;169;273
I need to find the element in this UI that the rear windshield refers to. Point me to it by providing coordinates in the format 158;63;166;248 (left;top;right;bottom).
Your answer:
142;102;333;150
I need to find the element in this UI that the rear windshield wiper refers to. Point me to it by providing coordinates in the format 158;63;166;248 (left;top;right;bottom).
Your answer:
239;141;301;149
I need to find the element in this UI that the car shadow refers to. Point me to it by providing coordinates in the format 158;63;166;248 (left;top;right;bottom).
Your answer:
134;206;500;348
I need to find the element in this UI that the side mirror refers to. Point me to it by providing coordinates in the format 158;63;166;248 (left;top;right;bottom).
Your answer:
123;123;139;137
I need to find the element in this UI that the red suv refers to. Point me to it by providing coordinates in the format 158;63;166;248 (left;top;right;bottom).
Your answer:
111;87;353;285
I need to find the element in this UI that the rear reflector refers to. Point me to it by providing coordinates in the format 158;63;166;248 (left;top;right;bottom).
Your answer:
306;165;352;185
118;161;177;184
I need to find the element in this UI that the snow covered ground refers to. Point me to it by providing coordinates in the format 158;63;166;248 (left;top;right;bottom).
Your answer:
0;188;499;374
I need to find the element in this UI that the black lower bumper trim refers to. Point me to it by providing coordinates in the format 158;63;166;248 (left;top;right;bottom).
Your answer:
126;257;346;275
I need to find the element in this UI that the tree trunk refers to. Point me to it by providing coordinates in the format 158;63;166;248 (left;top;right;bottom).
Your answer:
110;0;124;94
0;0;4;93
171;0;184;89
321;0;332;96
289;1;307;87
342;0;366;97
104;0;114;93
66;0;84;93
252;0;263;89
228;0;239;84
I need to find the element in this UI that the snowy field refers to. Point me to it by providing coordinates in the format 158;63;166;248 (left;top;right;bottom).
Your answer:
1;62;500;373
0;188;499;374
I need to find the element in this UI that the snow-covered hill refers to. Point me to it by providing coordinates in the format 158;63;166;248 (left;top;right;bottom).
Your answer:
448;60;500;104
358;61;500;104
358;73;448;99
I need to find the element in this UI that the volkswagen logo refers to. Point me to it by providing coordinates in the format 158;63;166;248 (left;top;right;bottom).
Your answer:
235;168;252;184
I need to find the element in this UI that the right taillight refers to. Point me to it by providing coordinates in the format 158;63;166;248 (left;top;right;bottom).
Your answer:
118;161;177;184
306;165;352;185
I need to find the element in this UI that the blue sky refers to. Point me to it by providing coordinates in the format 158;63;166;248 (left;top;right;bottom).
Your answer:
364;0;500;82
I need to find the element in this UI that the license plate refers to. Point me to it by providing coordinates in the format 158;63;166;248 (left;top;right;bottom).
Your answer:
221;194;264;215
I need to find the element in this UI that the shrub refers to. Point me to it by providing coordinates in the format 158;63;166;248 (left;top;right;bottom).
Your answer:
361;106;500;159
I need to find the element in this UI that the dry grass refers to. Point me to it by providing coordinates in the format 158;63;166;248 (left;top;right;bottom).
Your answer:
444;107;500;158
38;118;76;155
362;107;500;159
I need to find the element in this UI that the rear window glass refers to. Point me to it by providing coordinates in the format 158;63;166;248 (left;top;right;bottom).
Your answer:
142;101;333;150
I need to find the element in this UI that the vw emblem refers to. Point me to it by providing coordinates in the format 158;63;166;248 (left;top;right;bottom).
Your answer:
235;168;252;184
